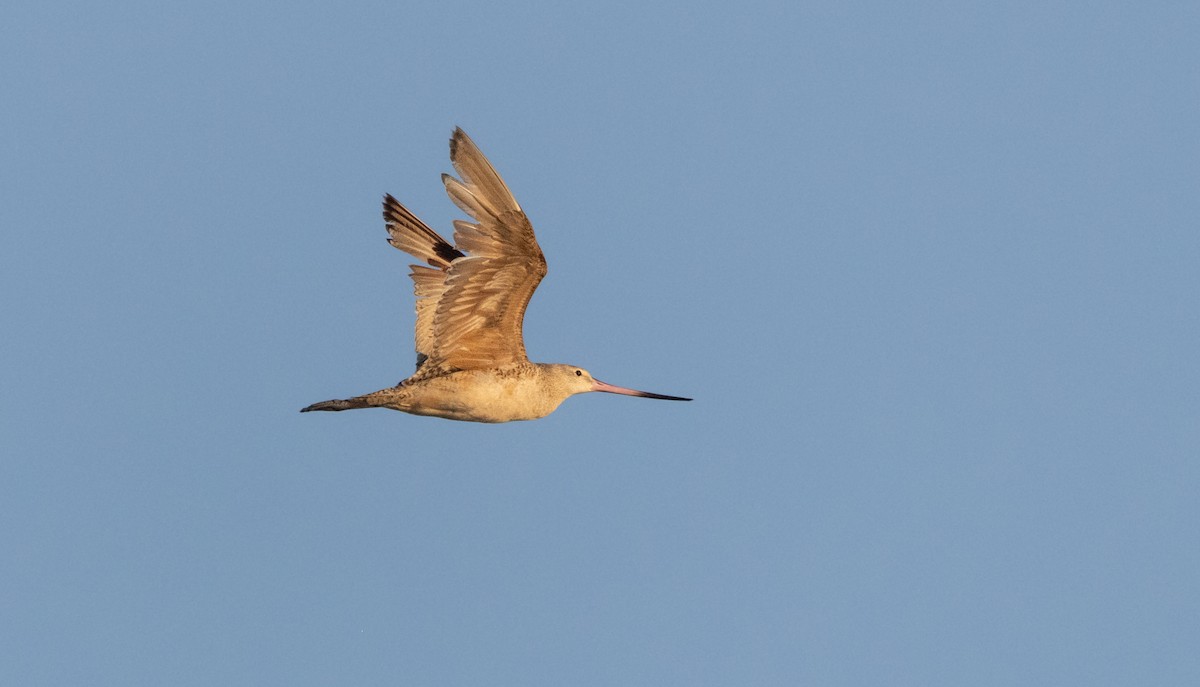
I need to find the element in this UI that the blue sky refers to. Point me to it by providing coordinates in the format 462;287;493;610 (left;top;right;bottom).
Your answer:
3;1;1198;685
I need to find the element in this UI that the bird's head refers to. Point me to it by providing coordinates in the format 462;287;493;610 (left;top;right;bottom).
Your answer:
541;364;691;402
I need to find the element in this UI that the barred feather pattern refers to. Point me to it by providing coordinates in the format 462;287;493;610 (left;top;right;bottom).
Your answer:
382;128;547;377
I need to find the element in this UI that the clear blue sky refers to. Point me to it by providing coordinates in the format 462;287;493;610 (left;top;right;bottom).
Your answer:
3;1;1198;685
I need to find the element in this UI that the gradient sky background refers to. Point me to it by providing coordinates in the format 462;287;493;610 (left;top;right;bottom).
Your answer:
3;1;1198;685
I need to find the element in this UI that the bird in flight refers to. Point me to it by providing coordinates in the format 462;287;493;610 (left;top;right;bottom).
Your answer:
301;128;690;422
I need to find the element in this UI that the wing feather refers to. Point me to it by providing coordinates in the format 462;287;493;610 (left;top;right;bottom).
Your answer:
409;265;447;370
383;128;547;374
383;194;462;268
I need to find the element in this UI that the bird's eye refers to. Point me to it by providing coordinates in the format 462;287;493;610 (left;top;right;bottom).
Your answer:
575;370;582;376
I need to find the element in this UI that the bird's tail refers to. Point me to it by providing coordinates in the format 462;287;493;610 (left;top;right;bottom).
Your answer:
300;397;371;412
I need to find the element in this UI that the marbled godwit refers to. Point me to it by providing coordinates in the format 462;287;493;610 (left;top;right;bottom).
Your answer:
301;128;690;423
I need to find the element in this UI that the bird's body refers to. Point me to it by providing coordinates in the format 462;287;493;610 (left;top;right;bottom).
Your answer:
305;363;597;423
302;128;689;423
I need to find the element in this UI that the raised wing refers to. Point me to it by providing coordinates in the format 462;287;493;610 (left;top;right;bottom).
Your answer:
384;128;547;373
384;195;459;372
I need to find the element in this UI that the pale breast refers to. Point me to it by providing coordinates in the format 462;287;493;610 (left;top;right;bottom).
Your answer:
390;368;560;423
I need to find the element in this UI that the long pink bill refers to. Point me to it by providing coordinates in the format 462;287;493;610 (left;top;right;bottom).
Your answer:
592;378;691;401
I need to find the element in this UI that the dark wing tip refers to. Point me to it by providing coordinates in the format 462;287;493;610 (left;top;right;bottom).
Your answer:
449;127;479;165
382;193;408;224
433;241;465;265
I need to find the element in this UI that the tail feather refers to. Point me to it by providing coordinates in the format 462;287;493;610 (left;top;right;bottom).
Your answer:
300;398;370;412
